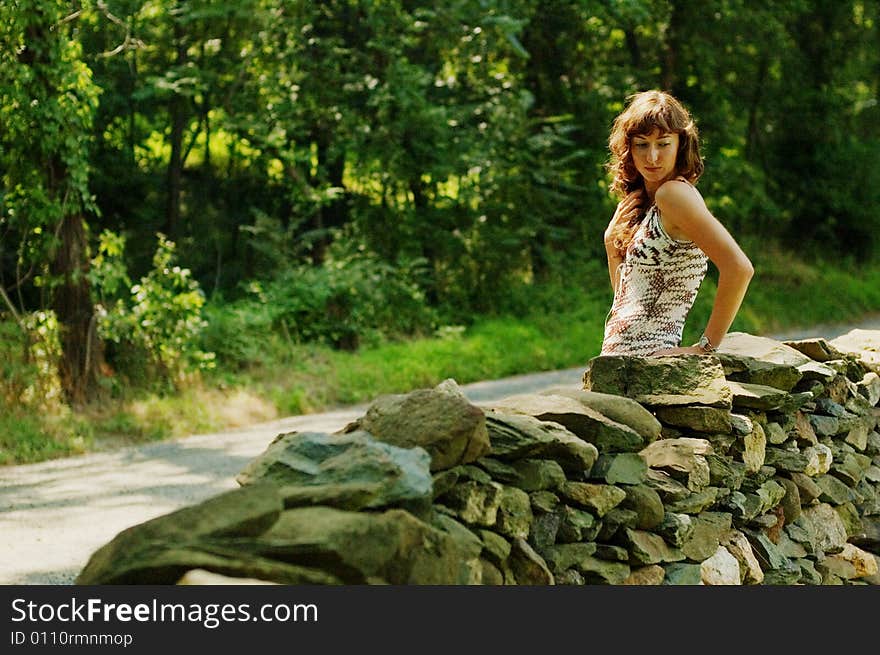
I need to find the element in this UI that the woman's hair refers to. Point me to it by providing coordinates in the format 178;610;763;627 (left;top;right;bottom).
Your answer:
606;90;704;257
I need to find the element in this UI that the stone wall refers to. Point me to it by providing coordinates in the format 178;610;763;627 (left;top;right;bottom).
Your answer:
76;331;880;585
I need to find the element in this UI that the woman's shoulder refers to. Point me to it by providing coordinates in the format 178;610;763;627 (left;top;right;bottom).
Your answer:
655;177;702;208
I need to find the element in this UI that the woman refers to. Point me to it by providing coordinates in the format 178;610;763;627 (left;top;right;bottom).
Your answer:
601;90;753;357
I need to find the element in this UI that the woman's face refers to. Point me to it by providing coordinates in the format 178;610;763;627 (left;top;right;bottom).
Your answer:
631;128;679;188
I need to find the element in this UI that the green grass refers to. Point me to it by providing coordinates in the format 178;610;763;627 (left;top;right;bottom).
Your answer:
2;247;880;465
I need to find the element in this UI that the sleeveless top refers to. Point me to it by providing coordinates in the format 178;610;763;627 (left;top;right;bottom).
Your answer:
601;189;708;356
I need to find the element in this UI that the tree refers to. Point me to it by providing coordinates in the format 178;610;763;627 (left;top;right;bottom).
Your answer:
0;0;103;403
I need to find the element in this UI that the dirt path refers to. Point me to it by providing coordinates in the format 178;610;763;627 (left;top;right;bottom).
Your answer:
2;317;879;585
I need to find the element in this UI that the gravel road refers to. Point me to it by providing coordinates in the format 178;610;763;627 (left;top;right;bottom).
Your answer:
2;316;879;585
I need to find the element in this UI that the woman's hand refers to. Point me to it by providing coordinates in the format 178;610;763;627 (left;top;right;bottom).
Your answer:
604;189;646;245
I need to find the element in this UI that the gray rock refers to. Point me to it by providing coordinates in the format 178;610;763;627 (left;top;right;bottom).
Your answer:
556;505;602;543
788;471;823;502
540;387;663;440
682;512;733;562
655;405;733;433
782;338;848;362
795;503;849;554
488;393;645;452
707;454;747;490
596;507;640;541
586;354;732;408
559;481;626;517
765;422;788;445
509;458;567;492
590;452;648;485
485;411;598;475
662;562;703;585
656;512;695;548
236;431;433;513
814;474;859;505
643;469;692;502
509;538;554;585
496;486;533;539
625;529;686;565
540;542;599;574
620;484;665;530
775;477;802;524
666;488;721;515
439;479;503;527
347;379;489;471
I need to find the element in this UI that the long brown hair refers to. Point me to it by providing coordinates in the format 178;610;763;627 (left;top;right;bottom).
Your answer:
606;90;704;257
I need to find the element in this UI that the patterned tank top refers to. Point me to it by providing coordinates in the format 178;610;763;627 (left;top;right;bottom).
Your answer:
601;195;708;356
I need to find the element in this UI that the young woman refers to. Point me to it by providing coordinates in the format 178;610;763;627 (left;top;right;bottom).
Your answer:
601;90;753;357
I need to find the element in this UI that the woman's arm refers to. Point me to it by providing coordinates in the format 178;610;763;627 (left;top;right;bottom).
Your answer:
653;180;754;354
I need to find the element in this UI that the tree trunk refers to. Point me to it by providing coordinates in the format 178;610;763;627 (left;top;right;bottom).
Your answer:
50;209;102;405
165;16;188;239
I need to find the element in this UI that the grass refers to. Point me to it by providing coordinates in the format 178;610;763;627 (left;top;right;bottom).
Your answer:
2;246;880;466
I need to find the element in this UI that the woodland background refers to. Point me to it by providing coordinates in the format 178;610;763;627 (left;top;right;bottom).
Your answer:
2;0;880;463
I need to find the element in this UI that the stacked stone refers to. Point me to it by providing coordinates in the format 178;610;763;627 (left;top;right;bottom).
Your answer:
75;331;880;586
582;332;880;585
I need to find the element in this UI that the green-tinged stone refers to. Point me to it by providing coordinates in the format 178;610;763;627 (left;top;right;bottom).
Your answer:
625;529;686;565
810;414;839;437
816;558;858;580
457;464;493;484
484;411;598;475
774;531;807;559
717;333;807;389
557;505;601;543
721;491;763;522
755;480;786;514
726;380;790;411
788;471;822;503
586;354;732;408
480;559;505;585
351;379;490;471
528;511;560;551
496;486;533;539
796;559;823;585
821;571;845;585
594;544;630;562
794;503;849;554
762;566;802;585
834;502;864;539
845;420;870;451
730;413;754;436
487;394;646;453
236;431;434;513
509;538;554;585
560;482;626;517
576;556;632;585
742;423;767;473
765;422;787;445
509;458;567;492
475;457;521;484
707;455;747;490
539;387;663;441
662;563;703;585
623;565;666;585
666;488;721;514
440;479;503;527
763;447;812;474
743;529;797;576
830;452;872;486
655;405;733;433
431;514;483;558
555;569;586;585
682;512;733;562
590;452;648;485
540;542;599;574
815;474;858;505
479;530;512;566
643;469;691;502
596;508;639;541
656;512;695;548
432;469;460;499
529;490;560;514
775;477;801;524
620;484;665;530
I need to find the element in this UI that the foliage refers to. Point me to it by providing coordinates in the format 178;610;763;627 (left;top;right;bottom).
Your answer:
92;232;214;388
